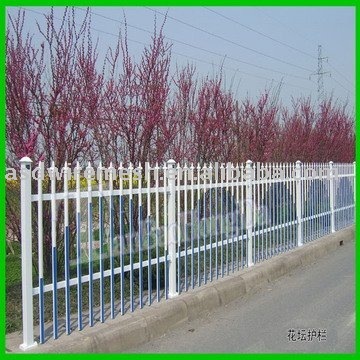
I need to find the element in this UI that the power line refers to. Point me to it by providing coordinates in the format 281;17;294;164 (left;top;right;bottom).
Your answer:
74;6;312;82
330;76;353;95
327;62;354;87
12;7;313;92
171;53;312;91
203;7;316;59
144;7;314;73
255;7;315;46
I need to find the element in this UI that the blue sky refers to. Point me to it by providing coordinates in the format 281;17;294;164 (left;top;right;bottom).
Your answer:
7;6;355;108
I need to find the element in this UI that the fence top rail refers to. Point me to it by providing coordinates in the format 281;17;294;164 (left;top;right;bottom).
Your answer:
14;159;355;200
16;160;354;184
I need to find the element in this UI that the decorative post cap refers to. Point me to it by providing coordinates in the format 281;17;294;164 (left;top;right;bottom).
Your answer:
20;157;32;164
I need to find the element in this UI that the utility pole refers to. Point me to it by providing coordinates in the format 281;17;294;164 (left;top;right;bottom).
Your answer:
310;45;331;106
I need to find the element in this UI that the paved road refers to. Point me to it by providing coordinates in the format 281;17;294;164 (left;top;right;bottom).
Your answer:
129;241;355;353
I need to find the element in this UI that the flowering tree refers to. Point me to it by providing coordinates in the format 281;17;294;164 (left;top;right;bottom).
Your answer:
279;97;354;162
6;8;103;273
93;17;172;166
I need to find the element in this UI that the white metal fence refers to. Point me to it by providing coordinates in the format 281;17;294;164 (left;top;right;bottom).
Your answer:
18;158;355;350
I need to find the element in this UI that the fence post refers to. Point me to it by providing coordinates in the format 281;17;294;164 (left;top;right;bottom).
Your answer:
19;157;37;351
245;160;254;267
295;160;303;247
329;161;335;233
167;159;178;298
353;161;356;213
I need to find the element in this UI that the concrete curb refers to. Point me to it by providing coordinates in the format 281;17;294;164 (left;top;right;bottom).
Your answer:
6;225;354;353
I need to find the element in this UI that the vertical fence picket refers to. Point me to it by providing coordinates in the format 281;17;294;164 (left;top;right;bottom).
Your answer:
269;163;272;255
257;163;260;260
119;162;125;315
129;163;134;311
63;162;71;334
138;163;143;309
109;163;115;317
37;161;45;343
190;163;195;288
296;161;303;247
231;164;235;272
241;163;245;267
260;163;264;259
246;160;253;267
235;163;240;270
284;163;288;251
292;163;297;247
277;162;281;254
155;163;160;302
289;163;292;249
184;164;188;290
75;162;82;330
220;164;224;277
163;162;168;299
203;164;207;284
177;163;182;293
86;162;94;327
98;163;105;322
329;161;335;233
215;164;219;278
147;164;152;306
225;164;229;274
197;164;201;286
50;161;58;338
264;163;269;258
209;163;213;281
167;160;177;298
